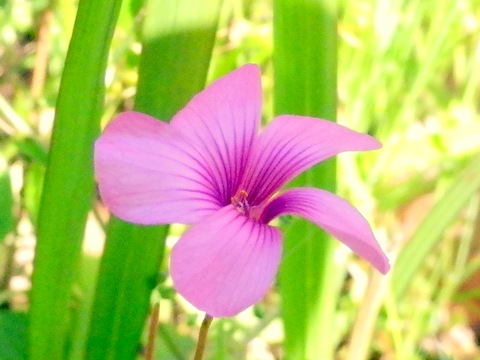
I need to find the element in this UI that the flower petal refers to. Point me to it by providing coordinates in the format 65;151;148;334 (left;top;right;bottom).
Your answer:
242;115;381;205
260;188;389;274
170;64;261;204
170;205;282;317
94;111;222;224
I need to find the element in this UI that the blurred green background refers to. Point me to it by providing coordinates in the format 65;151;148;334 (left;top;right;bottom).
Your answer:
1;0;480;359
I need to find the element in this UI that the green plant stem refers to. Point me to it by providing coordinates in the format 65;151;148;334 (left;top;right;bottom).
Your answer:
194;314;213;360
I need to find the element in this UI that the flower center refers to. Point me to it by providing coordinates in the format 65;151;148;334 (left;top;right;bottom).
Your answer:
231;190;264;221
231;190;250;215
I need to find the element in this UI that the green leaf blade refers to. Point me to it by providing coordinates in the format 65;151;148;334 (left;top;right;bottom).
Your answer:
274;0;339;359
28;1;123;359
392;155;480;299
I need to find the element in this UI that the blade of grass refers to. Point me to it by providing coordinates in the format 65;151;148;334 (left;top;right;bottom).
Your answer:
392;154;480;300
28;1;123;359
85;1;222;359
274;0;340;359
0;155;13;243
67;4;142;358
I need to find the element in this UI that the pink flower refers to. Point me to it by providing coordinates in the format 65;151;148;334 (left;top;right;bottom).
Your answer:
94;64;389;317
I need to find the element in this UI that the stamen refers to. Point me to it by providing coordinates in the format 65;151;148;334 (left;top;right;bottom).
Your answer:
231;190;250;215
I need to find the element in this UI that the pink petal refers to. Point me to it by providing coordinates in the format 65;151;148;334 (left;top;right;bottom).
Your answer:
170;205;282;317
242;116;381;205
260;188;389;274
94;111;222;224
170;64;261;204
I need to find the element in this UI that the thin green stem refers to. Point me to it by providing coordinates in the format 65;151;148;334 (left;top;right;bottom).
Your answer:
193;314;213;360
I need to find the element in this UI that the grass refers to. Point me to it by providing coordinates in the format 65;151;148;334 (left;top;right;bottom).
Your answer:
0;0;479;359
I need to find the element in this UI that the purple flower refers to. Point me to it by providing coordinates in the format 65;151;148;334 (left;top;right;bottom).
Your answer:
94;64;389;317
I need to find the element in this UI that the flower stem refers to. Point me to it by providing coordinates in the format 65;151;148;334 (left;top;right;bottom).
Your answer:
193;314;213;360
145;303;160;360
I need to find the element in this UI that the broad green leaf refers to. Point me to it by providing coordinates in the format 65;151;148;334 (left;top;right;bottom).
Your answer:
85;1;222;359
274;0;340;359
392;154;480;299
28;0;123;359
